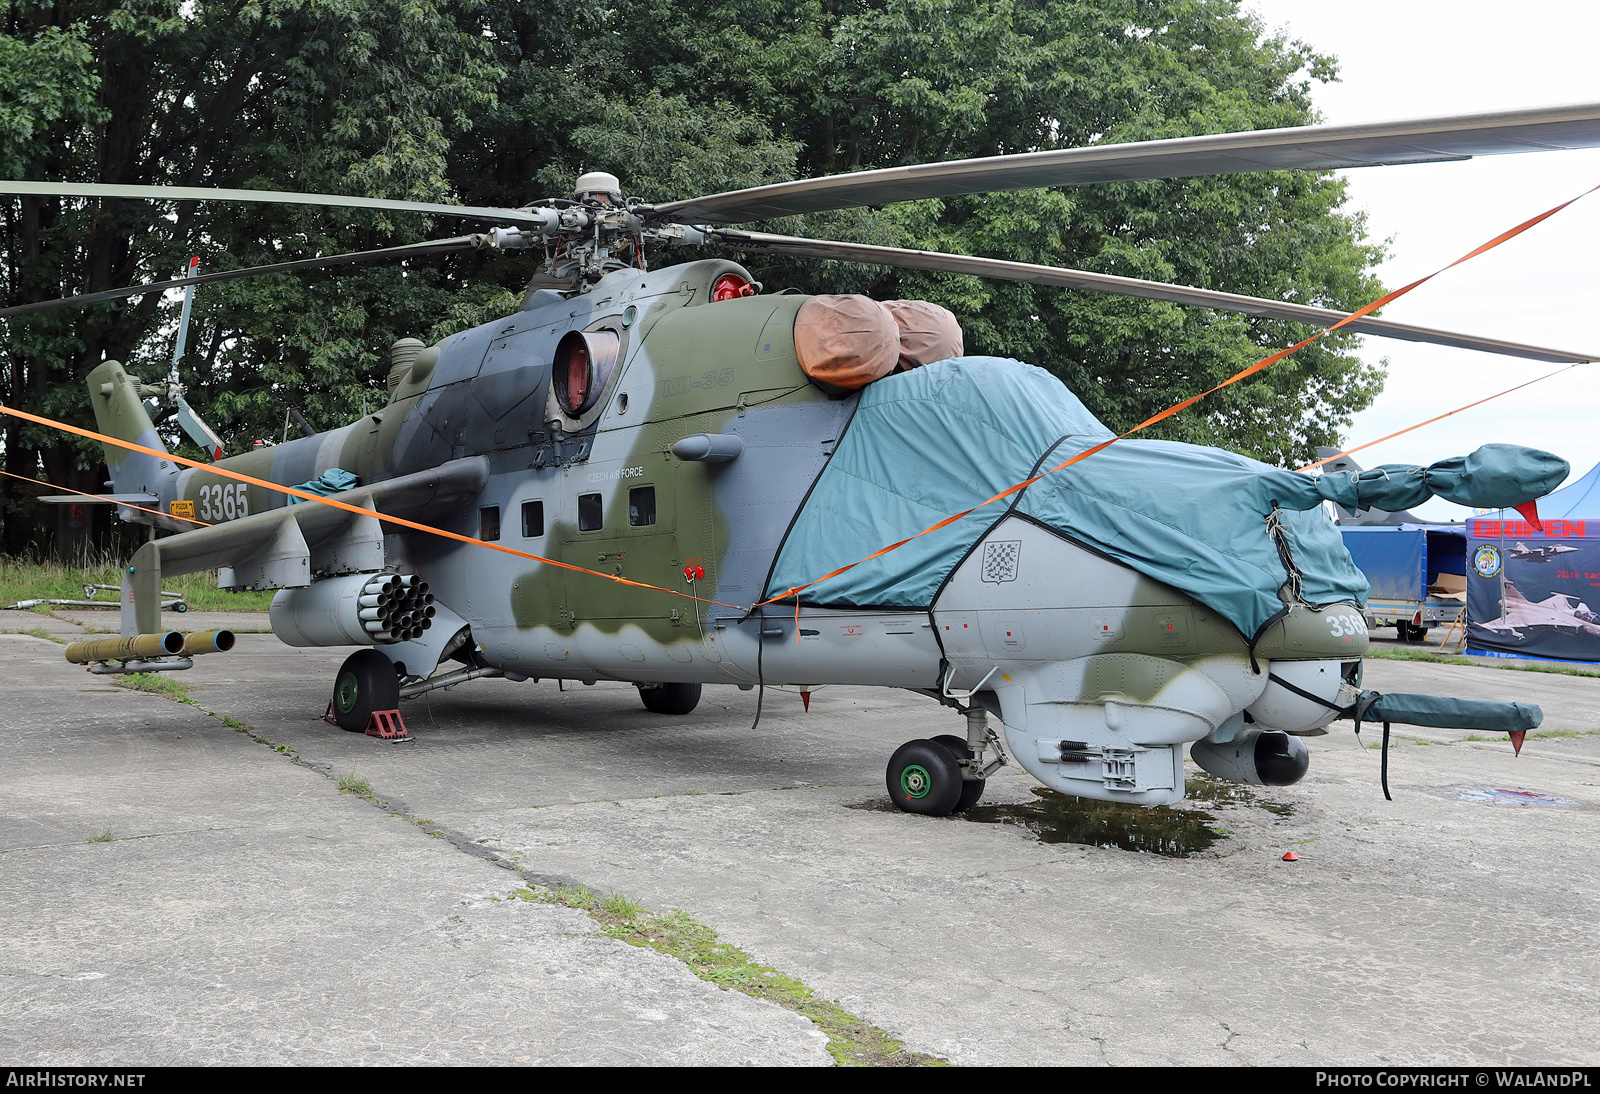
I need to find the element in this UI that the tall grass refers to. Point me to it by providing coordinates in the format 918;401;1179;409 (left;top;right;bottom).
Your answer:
0;556;273;612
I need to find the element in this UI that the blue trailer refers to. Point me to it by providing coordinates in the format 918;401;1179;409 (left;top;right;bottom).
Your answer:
1339;525;1468;641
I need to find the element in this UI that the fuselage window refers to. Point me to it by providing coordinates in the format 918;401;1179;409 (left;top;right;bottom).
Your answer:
628;486;656;527
578;493;603;532
479;506;501;542
521;499;545;538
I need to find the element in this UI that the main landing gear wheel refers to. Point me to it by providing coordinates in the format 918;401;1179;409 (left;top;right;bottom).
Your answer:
932;733;987;812
638;681;702;715
333;648;400;732
886;738;964;816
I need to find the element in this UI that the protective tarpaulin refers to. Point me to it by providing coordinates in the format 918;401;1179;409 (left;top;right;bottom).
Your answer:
767;357;1368;638
793;294;899;391
1296;446;1567;513
287;467;359;503
1361;691;1542;732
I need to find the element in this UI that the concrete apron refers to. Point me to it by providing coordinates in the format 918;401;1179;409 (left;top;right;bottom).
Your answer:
0;631;829;1066
4;623;1599;1065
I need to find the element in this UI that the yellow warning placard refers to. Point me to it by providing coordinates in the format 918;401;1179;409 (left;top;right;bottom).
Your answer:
170;499;195;520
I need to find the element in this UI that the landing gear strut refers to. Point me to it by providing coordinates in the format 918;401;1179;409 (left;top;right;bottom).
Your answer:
886;706;1006;816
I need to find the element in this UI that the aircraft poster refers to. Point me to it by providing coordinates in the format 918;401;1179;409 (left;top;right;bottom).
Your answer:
1466;518;1600;661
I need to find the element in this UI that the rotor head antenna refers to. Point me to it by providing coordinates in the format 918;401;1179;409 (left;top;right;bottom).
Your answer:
574;170;623;206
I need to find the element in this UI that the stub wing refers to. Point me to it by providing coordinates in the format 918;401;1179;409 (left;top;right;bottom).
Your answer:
120;457;487;635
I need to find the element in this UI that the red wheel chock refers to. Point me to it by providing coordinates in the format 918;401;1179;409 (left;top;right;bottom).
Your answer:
366;708;409;741
321;702;410;740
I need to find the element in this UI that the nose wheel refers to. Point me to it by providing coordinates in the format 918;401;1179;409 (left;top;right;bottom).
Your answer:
932;734;987;812
887;739;964;815
637;681;702;715
886;735;987;816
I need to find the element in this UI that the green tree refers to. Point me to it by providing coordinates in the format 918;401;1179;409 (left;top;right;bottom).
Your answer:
0;0;497;555
623;0;1387;465
0;0;1386;556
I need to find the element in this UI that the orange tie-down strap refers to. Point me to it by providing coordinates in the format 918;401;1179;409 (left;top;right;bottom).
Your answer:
0;404;744;612
3;182;1594;622
0;467;213;526
752;179;1600;611
1297;361;1584;472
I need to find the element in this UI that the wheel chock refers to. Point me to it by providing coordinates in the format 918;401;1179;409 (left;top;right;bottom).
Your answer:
366;708;410;741
322;700;339;726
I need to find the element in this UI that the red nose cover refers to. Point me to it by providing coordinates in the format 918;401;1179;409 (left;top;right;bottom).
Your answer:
1513;501;1543;532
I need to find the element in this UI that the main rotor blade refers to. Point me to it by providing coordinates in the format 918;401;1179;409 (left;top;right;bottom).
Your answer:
0;236;479;319
0;181;545;226
658;102;1600;223
715;229;1599;364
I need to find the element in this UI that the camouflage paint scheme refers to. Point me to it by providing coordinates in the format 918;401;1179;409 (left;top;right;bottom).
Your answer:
87;257;1372;805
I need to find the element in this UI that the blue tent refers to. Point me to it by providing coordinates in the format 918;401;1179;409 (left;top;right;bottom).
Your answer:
1466;458;1600;662
1513;458;1600;522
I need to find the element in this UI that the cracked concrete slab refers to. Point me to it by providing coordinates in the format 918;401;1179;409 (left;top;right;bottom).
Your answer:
441;729;1600;1066
0;634;831;1066
0;611;87;640
6;625;1599;1065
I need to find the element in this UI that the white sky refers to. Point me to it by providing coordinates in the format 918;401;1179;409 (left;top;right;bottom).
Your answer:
1244;0;1600;519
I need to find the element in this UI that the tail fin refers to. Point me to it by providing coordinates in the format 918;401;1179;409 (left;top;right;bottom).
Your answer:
86;360;175;505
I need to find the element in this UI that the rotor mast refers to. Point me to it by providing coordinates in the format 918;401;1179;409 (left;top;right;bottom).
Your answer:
479;170;705;289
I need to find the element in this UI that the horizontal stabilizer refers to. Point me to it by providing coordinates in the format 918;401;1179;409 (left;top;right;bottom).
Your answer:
38;492;159;506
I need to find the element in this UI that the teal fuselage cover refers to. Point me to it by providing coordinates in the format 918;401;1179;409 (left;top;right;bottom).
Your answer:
766;357;1369;639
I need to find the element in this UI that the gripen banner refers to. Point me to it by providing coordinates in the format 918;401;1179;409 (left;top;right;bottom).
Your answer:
1466;517;1600;662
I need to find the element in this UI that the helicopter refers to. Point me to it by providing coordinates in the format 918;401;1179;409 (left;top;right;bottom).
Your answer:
7;101;1596;816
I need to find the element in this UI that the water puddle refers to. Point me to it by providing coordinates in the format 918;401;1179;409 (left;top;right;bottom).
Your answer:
1443;787;1585;808
849;775;1297;857
1183;773;1297;817
960;786;1226;857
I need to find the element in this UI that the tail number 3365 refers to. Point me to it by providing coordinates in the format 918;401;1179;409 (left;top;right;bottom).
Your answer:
198;482;249;522
1328;611;1367;638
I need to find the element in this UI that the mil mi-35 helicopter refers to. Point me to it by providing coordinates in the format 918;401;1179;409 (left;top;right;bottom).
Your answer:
6;102;1596;816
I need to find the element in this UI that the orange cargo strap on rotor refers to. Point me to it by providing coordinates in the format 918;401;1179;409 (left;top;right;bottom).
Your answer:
756;179;1600;610
0;404;743;612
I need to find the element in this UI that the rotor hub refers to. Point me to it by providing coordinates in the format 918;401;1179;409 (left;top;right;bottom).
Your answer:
473;171;710;292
